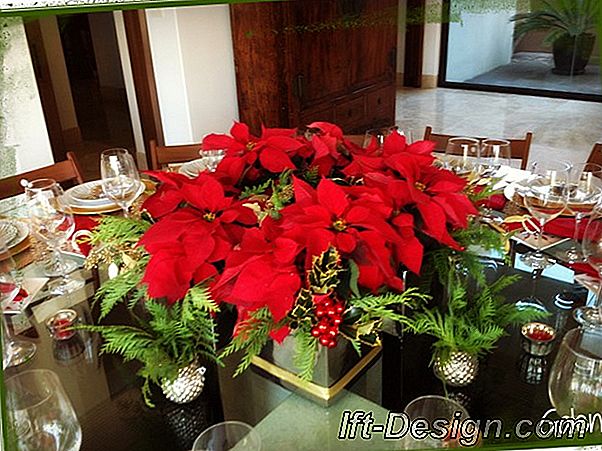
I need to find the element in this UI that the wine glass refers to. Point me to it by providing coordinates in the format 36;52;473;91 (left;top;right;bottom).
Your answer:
100;148;142;217
199;149;225;172
24;179;84;295
444;137;480;177
1;239;36;368
193;421;261;451
548;328;602;417
516;161;570;312
479;138;512;178
5;369;82;450
577;205;602;328
363;125;412;148
401;395;477;448
564;163;602;263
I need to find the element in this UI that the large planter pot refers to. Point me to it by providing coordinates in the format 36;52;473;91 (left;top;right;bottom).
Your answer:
252;335;381;406
552;33;596;75
161;360;207;404
433;351;479;387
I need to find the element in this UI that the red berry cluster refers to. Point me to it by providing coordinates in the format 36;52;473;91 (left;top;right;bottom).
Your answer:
310;296;345;348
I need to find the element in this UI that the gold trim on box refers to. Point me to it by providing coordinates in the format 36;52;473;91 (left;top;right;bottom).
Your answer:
251;345;382;401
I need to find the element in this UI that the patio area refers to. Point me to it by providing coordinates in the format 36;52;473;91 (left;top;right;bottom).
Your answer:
466;52;601;96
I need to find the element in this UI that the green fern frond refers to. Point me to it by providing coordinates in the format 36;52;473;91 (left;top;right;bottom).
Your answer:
293;329;318;381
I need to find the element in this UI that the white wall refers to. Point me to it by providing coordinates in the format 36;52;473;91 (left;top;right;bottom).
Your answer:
1;18;54;174
146;5;239;146
446;9;515;82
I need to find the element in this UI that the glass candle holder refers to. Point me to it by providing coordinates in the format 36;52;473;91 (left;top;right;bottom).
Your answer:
46;309;78;341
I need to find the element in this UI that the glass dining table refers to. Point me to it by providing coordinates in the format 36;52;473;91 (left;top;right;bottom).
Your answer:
2;202;601;450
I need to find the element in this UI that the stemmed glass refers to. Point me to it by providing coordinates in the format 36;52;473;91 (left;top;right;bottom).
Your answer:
479;138;512;177
1;239;37;368
193;421;261;451
444;137;480;177
100;148;141;217
516;161;570;311
199;149;226;172
24;179;84;295
577;206;602;327
564;163;602;263
548;328;601;416
5;369;82;450
363;125;412;148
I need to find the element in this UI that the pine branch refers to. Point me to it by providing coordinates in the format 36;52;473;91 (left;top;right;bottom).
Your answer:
94;256;149;319
293;328;318;381
221;307;280;377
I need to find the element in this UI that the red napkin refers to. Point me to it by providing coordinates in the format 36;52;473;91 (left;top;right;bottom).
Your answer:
0;284;28;305
73;215;100;257
544;217;583;240
481;193;507;211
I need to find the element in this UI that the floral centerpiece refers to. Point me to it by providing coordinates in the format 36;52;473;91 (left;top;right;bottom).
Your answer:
85;121;531;403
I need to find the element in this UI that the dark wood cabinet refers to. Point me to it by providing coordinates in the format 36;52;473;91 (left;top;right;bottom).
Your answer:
230;0;398;134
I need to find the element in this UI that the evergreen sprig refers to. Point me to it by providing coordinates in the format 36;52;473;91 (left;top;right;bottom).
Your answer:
88;215;151;246
94;256;149;319
80;285;221;407
221;307;283;377
408;274;546;362
292;328;318;381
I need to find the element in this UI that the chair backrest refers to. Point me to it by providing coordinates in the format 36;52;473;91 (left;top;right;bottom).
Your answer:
0;152;84;201
423;126;533;170
586;143;602;167
149;140;203;170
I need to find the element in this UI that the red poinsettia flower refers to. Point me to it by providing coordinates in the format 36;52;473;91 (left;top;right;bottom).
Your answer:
139;175;257;303
278;177;403;292
202;122;304;174
212;228;302;340
382;152;478;249
343;133;435;177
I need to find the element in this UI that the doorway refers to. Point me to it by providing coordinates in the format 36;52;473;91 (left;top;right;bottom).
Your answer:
25;12;137;180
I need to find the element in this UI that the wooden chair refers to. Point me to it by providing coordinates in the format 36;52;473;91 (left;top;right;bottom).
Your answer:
423;126;533;170
0;152;84;201
586;143;602;167
149;140;203;170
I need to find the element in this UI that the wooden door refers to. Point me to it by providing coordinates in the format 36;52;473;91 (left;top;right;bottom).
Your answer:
284;0;353;110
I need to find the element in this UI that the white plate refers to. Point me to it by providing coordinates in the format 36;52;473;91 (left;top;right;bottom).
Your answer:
0;221;18;246
66;181;116;208
179;159;209;178
7;221;29;249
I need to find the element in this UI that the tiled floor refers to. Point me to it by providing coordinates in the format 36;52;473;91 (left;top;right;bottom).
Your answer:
396;87;602;166
466;52;601;96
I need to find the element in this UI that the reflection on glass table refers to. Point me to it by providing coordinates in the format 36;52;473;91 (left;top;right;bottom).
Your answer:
2;243;601;450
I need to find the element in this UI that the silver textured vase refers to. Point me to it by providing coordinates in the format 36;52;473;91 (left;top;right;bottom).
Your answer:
161;361;206;404
433;351;478;387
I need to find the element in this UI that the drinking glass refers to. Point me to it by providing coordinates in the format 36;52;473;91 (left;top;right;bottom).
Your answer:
100;148;141;217
401;395;477;449
577;206;602;328
444;137;480;177
1;239;36;368
564;163;602;263
548;328;602;416
193;421;261;451
520;161;571;270
516;161;570;313
363;125;411;148
5;369;82;450
479;138;511;177
199;149;226;172
25;179;84;295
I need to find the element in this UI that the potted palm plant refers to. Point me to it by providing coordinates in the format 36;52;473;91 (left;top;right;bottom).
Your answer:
511;0;599;75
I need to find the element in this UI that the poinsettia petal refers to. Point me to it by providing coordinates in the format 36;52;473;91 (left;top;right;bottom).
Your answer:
230;121;252;143
316;179;349;217
259;147;296;173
